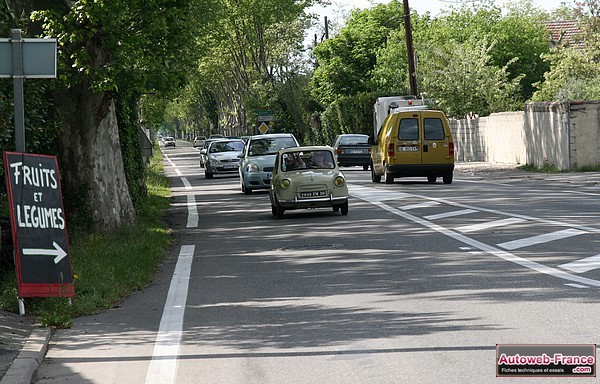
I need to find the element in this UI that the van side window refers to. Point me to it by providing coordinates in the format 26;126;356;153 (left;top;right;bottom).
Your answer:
424;118;445;140
398;118;419;140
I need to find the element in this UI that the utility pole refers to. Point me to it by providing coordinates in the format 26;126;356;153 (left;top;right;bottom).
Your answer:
403;0;418;96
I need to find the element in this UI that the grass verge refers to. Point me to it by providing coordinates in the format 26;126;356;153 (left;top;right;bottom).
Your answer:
0;147;171;327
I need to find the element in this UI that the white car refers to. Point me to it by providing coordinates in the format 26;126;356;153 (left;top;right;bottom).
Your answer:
163;137;176;147
204;139;245;179
239;133;299;194
269;146;349;219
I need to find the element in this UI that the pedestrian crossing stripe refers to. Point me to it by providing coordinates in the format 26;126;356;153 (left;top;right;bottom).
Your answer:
497;228;587;250
559;254;600;274
456;218;526;234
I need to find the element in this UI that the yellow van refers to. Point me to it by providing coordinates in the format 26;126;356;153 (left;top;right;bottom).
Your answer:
371;109;455;184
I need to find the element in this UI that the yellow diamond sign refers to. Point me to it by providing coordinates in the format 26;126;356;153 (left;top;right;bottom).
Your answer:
258;122;269;134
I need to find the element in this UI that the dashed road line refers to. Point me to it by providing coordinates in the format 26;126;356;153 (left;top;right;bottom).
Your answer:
187;195;198;228
145;245;195;384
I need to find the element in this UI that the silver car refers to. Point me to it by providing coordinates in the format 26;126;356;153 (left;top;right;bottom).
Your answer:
204;139;245;179
239;133;299;194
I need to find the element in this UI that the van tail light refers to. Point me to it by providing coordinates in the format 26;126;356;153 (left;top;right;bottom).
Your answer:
387;143;394;157
449;142;455;158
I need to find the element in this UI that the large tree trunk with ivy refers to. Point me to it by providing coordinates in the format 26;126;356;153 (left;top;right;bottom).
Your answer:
55;80;135;229
4;0;136;231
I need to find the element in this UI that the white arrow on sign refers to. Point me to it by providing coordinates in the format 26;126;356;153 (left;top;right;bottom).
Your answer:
22;241;67;264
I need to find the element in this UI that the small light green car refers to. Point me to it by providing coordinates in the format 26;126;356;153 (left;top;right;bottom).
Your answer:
269;146;349;219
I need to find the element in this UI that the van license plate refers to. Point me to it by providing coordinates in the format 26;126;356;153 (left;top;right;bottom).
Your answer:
300;191;326;198
398;146;419;152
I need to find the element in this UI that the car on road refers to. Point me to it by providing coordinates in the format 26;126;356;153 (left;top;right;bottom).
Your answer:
269;146;348;219
371;109;455;184
199;138;224;168
193;136;206;148
239;133;299;194
163;136;176;147
204;139;245;179
332;134;372;170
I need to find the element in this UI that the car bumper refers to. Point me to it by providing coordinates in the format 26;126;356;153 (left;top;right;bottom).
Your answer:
243;171;272;190
386;163;454;177
276;194;348;209
337;154;371;166
207;164;239;174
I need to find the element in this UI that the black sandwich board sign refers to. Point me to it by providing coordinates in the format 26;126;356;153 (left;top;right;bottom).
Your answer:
4;152;74;297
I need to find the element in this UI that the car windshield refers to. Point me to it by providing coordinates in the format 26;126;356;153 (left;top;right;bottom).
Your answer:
339;135;368;145
281;150;335;171
248;137;297;156
210;141;244;153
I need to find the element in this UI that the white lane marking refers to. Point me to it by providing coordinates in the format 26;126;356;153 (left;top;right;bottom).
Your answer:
456;218;526;234
175;168;182;176
425;209;478;220
565;283;589;289
497;228;587;250
181;177;192;190
350;185;600;234
400;201;441;210
145;245;195;384
349;187;600;288
559;254;600;274
187;195;198;228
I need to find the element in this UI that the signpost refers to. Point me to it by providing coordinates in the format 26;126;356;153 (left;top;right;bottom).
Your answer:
0;29;57;153
4;152;74;299
1;30;64;313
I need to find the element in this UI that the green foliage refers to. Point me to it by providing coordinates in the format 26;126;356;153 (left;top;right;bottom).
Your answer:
316;92;375;145
311;1;404;105
532;1;600;101
418;37;523;118
115;92;147;211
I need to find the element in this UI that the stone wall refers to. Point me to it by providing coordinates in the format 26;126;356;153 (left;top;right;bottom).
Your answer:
449;101;600;170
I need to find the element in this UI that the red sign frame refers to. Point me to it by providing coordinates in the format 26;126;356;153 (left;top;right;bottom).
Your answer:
4;151;74;297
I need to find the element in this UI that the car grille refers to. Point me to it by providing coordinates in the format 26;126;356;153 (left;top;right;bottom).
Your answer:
263;166;274;172
220;159;239;163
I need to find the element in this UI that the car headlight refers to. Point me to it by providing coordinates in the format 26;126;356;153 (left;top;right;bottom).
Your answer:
209;155;219;163
247;163;259;173
334;176;345;187
280;179;291;189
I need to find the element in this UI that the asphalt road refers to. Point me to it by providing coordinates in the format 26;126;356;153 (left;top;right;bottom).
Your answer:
28;142;600;383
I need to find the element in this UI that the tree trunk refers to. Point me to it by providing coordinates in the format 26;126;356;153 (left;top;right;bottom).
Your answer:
55;80;136;230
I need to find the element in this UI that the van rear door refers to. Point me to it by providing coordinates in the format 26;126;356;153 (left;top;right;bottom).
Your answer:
395;114;421;165
420;111;451;165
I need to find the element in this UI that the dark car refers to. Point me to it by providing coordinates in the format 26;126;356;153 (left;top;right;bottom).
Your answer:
332;134;372;170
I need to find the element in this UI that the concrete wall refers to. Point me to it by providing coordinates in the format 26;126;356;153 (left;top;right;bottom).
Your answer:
449;100;600;170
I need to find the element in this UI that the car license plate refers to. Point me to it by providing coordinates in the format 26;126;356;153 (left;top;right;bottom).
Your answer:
300;191;326;198
398;146;419;152
224;165;236;169
349;149;366;154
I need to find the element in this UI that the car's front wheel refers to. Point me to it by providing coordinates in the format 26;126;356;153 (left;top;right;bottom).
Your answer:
271;196;285;219
205;170;213;179
340;201;349;216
